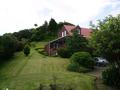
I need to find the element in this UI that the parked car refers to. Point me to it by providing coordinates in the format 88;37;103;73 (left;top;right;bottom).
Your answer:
94;57;109;66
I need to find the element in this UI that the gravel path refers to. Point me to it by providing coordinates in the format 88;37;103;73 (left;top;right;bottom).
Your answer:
87;67;116;90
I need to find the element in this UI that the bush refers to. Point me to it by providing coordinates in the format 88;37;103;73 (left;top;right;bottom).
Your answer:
23;45;30;56
102;66;120;89
57;48;72;58
16;41;25;52
0;34;18;59
67;63;90;73
67;63;80;72
71;52;95;69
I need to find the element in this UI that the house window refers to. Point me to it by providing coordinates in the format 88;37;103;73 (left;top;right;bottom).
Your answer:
62;31;67;37
62;32;64;37
64;31;67;36
77;29;80;34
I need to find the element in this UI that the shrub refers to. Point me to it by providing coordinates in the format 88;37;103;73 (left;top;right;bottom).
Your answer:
102;66;120;89
67;63;91;73
0;34;18;59
23;45;30;56
57;48;72;58
67;63;80;72
16;41;25;52
71;52;95;69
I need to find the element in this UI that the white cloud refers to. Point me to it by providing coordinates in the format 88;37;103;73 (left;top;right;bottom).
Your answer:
0;0;119;35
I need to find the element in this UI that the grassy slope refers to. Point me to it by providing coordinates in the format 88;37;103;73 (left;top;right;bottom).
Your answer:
0;42;95;90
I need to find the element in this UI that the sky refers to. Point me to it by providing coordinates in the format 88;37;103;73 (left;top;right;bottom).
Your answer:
0;0;120;35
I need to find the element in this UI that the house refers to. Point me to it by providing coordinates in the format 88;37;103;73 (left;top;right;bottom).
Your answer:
44;25;92;56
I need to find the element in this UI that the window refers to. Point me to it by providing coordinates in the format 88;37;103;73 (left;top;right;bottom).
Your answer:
77;29;80;34
62;31;67;37
64;31;67;36
62;32;64;37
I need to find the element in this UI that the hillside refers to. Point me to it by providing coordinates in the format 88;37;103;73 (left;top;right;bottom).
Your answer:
0;42;95;90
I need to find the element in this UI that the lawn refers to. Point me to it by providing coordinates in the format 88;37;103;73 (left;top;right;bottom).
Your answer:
0;42;95;90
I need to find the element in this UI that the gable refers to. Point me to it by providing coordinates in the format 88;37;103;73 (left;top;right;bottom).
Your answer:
58;25;92;38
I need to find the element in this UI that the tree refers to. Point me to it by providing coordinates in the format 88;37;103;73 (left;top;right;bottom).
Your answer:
90;15;120;66
57;48;72;58
31;21;49;41
23;45;30;56
57;22;75;30
66;30;87;53
31;30;44;41
90;14;120;88
0;34;18;59
48;18;58;36
13;29;32;40
39;21;48;35
34;24;38;27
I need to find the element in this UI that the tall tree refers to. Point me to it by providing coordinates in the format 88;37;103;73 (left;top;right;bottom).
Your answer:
39;21;48;34
48;18;58;35
31;21;48;41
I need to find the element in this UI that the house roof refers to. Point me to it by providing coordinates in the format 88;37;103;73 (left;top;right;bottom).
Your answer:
81;28;92;38
64;25;76;31
63;25;92;38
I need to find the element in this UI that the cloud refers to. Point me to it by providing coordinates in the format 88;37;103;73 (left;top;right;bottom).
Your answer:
0;0;120;35
38;8;53;17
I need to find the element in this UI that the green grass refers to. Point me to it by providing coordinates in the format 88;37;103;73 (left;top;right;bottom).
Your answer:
0;42;95;90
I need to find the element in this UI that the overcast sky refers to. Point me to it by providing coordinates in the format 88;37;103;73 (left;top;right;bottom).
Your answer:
0;0;120;35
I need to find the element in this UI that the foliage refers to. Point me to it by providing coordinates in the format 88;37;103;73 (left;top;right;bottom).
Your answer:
67;63;80;72
67;51;94;73
57;48;72;58
16;41;25;52
13;29;32;40
31;20;58;41
36;83;76;90
66;30;87;54
12;19;76;42
71;52;95;69
37;84;44;90
90;14;120;88
31;30;45;41
12;20;56;42
57;22;75;30
31;22;48;41
90;15;120;65
102;66;120;89
0;34;18;59
48;18;58;36
67;63;90;73
34;24;38;27
23;44;30;56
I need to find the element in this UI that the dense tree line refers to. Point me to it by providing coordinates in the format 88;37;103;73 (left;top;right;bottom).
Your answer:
13;18;74;42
